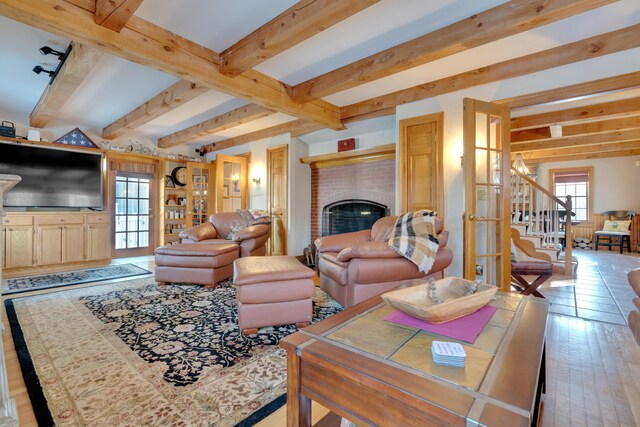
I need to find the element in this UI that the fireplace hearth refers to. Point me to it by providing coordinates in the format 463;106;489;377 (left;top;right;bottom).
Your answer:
322;199;388;236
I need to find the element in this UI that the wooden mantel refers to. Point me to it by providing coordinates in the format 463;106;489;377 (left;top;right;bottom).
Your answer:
299;143;396;169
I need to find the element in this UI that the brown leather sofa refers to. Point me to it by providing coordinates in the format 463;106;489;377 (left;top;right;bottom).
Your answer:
179;212;270;257
315;216;453;308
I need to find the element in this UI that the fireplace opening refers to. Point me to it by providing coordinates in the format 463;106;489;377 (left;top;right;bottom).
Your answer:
322;199;388;236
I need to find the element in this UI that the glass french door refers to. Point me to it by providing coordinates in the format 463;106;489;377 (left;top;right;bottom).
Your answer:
187;162;214;227
114;172;154;256
216;154;247;212
463;98;511;291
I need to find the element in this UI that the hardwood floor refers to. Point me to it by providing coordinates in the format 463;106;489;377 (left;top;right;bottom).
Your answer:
2;252;640;426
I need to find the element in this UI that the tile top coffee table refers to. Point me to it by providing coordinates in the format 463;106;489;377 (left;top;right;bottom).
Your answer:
281;288;549;427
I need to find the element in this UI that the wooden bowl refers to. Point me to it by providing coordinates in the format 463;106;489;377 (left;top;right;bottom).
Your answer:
382;277;498;324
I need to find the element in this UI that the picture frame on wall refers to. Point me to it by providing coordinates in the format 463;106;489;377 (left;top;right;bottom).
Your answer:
165;175;175;188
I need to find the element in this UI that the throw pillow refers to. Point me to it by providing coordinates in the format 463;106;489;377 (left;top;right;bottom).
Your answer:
603;220;631;232
249;209;268;218
227;224;246;240
236;209;254;226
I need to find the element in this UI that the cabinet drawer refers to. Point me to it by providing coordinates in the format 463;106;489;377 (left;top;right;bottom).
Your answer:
2;215;33;226
87;214;111;224
37;215;84;225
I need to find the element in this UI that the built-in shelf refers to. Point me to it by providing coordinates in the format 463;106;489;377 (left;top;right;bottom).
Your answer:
299;144;396;169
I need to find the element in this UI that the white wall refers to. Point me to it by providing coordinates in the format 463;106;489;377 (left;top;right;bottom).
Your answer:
288;138;311;256
536;156;640;214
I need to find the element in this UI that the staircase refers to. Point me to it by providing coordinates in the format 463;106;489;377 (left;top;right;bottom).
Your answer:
510;169;575;276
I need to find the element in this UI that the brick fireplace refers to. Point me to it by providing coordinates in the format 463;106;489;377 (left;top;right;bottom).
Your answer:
311;159;395;242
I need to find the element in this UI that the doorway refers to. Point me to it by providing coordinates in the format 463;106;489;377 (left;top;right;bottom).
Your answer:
462;98;511;291
267;145;288;256
114;172;155;257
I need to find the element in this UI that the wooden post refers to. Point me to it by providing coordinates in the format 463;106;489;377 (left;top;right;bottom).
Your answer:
564;195;573;276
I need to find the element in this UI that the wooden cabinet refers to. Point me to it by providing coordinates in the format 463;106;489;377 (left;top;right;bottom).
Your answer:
87;224;111;261
161;160;215;245
187;162;215;227
63;225;85;263
38;225;63;265
2;212;111;273
4;226;34;269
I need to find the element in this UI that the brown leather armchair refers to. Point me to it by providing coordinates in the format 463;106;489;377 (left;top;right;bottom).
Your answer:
315;216;453;308
179;212;270;257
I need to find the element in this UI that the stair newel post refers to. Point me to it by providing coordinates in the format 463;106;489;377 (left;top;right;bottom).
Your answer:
564;195;573;276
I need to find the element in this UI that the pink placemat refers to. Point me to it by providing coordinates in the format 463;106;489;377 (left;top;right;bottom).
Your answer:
383;305;498;343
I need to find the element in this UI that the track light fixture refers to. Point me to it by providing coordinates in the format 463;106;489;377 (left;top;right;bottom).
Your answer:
32;44;72;84
39;46;65;58
32;65;55;77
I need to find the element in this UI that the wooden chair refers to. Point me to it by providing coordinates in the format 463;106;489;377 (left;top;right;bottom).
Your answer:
594;210;636;254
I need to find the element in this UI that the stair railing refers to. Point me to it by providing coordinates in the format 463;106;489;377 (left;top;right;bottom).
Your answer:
511;168;573;276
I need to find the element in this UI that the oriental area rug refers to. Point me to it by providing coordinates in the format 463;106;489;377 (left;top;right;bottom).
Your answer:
6;277;342;426
3;263;151;295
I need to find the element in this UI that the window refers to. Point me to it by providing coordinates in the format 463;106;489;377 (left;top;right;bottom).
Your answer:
550;168;593;222
115;174;151;249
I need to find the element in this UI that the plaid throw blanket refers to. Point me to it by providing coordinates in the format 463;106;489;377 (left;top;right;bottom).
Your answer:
388;210;440;273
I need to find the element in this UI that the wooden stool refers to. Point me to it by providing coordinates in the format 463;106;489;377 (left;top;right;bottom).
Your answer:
511;261;553;298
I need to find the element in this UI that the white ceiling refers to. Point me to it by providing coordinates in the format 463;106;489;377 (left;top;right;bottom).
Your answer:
0;0;639;146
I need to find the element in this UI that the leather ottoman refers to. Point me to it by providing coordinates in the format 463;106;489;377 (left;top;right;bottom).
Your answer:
155;243;239;288
234;256;315;335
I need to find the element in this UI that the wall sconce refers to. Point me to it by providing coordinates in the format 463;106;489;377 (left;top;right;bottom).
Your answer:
252;177;261;185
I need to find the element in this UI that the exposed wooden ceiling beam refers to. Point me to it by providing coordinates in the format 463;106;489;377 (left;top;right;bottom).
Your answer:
496;71;640;109
512;128;640;152
341;106;395;124
513;140;640;160
341;24;640;120
94;0;143;32
512;116;640;143
102;80;208;139
291;0;616;103
0;0;343;130
30;42;103;128
200;119;325;154
157;104;275;148
219;0;379;77
511;96;640;131
523;147;640;164
200;105;399;154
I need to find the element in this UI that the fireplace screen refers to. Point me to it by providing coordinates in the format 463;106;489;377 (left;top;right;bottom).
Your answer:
322;200;388;236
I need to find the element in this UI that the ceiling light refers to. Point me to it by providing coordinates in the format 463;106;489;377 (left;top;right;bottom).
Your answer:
32;65;55;77
512;153;536;180
39;46;65;58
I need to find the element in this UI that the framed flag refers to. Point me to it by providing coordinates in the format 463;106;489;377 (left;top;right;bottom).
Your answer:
54;128;99;148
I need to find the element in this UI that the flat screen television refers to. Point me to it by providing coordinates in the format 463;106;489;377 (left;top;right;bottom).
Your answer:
0;142;103;209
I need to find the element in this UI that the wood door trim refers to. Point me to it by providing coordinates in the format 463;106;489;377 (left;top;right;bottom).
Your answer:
398;112;444;218
267;145;288;256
